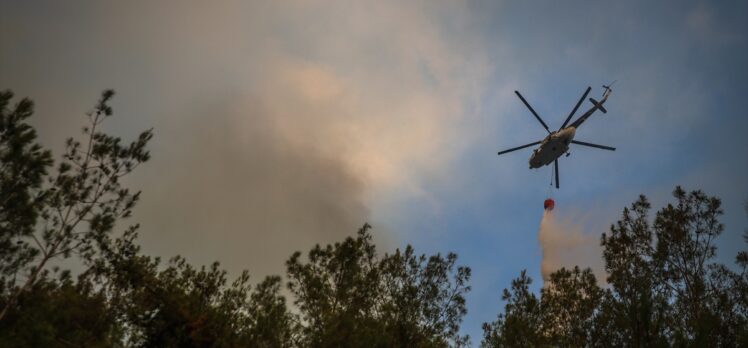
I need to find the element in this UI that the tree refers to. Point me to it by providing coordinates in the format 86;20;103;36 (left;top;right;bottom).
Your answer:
481;267;603;347
0;89;152;321
481;270;542;348
651;188;718;343
600;195;670;346
378;244;470;347
483;187;748;347
0;272;119;348
0;91;53;306
242;275;297;347
539;267;603;346
286;223;471;347
87;224;296;348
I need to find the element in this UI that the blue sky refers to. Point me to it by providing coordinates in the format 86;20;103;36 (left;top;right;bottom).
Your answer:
2;0;747;343
391;1;748;338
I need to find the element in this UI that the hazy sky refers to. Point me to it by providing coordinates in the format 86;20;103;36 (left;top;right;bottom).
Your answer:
2;0;747;341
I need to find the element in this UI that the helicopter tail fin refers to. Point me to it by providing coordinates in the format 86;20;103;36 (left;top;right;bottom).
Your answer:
589;98;607;114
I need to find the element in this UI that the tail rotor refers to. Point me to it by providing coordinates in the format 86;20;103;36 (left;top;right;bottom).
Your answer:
602;80;616;97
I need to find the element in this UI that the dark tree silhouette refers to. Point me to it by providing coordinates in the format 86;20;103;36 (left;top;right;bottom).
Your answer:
0;273;118;347
0;90;152;321
483;187;748;347
481;270;542;347
287;223;471;347
0;91;53;314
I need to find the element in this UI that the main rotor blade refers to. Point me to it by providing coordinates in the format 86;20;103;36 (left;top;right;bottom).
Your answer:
554;159;560;189
514;91;551;134
560;86;591;130
571;140;616;151
497;141;542;156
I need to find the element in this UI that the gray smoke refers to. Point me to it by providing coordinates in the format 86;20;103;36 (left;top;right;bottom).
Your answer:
1;0;488;278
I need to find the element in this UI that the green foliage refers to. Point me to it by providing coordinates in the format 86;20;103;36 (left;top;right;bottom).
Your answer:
0;273;119;348
481;267;604;347
482;187;748;347
0;89;153;321
82;223;295;348
540;267;603;346
601;195;670;346
107;256;293;347
287;223;471;347
0;91;53;291
244;275;296;347
481;270;541;348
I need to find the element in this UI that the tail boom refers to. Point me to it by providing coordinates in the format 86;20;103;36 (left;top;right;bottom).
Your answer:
568;92;610;129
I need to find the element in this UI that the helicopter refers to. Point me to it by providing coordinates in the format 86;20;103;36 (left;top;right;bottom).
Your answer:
497;83;616;188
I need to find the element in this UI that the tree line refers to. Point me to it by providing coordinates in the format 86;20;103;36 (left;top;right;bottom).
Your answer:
1;90;746;347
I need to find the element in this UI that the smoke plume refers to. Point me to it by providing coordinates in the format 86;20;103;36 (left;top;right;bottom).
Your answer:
537;211;606;285
0;1;488;279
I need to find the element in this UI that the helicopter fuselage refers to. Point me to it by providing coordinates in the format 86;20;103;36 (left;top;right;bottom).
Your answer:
529;127;576;168
496;84;616;188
